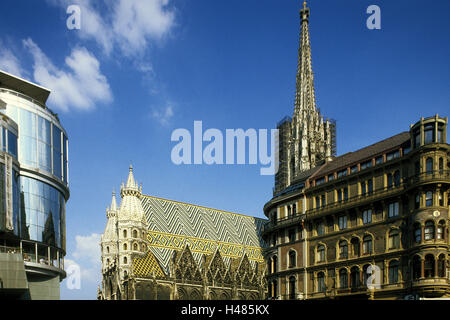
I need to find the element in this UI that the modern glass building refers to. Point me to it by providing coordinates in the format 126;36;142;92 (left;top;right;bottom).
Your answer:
0;69;69;299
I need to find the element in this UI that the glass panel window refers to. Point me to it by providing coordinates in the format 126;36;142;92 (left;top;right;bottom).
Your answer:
361;181;366;196
363;236;372;254
361;160;372;170
424;221;435;240
317;245;325;262
351;165;358;173
389;230;400;249
376;156;383;165
426;158;433;174
339;269;348;288
414;226;421;243
317;273;325;292
425;191;433;207
343;187;348;201
388;202;399;218
328;174;334;181
317;223;325;236
389;261;399;284
424;125;434;144
7;131;18;158
337;169;347;178
339;241;348;259
363;209;372;224
367;179;373;194
338;216;347;230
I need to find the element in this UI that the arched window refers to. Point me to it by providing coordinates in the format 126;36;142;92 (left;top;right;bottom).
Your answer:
426;158;433;174
123;256;128;264
289;276;296;300
388;229;400;249
339;240;348;259
272;256;278;273
123;243;127;250
412;256;421;280
363;235;373;254
106;246;110;254
351;238;360;257
289;251;296;268
123;229;127;238
339;269;348;289
424;254;435;278
438;254;446;278
142;244;147;252
106;258;110;265
439;157;444;174
425;191;433;207
317;272;326;293
414;223;422;243
350;266;360;288
317;245;325;263
388;260;399;284
362;264;370;286
133;230;138;238
133;243;138;251
272;280;278;299
424;221;435;240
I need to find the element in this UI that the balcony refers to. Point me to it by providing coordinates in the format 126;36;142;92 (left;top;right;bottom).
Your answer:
404;170;450;186
262;213;306;235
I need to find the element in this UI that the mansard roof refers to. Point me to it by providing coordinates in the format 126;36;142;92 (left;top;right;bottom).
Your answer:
316;131;410;177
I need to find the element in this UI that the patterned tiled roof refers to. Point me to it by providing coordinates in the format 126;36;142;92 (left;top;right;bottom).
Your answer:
140;195;267;273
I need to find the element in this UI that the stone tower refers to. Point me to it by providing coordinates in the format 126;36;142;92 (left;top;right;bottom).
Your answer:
274;1;336;195
100;165;148;295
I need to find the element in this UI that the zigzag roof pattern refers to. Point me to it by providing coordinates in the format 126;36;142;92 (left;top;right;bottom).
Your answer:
140;195;267;272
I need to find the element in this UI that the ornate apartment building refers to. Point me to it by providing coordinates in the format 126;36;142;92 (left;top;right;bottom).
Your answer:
262;2;449;300
98;166;268;300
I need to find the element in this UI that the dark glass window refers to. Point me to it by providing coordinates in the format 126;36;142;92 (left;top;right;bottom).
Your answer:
388;260;399;284
361;181;366;196
424;124;434;144
376;156;383;165
363;236;372;254
289;251;296;268
424;221;435;240
426;158;433;174
317;272;326;292
363;209;372;224
339;241;348;259
368;179;373;194
317;245;325;262
388;230;400;249
338;216;347;230
425;191;433;207
339;269;348;288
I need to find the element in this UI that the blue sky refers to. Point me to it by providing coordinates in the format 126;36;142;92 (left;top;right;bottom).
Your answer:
0;0;449;299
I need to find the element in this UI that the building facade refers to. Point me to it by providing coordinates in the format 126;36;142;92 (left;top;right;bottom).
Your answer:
262;3;449;300
0;70;69;299
99;166;267;300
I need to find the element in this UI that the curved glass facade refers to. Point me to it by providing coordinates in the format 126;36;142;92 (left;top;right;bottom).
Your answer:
3;104;68;183
0;89;69;252
19;176;65;248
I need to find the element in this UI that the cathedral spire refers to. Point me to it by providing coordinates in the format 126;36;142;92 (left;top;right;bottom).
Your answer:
294;0;315;116
110;190;117;212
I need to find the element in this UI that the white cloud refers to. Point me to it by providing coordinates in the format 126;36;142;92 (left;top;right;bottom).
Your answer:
23;38;112;111
0;46;26;79
72;233;102;265
151;103;174;126
62;233;102;288
49;0;175;57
